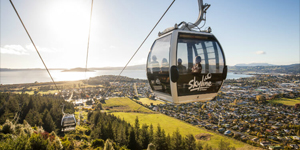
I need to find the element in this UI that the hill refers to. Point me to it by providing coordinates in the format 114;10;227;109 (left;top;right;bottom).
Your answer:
235;63;274;66
229;63;300;74
91;64;146;70
62;67;94;72
103;97;258;150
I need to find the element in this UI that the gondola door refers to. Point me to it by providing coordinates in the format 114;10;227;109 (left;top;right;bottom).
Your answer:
147;33;173;102
173;31;226;103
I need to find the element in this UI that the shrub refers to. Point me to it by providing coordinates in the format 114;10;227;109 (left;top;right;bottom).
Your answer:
2;120;14;134
26;133;48;150
91;139;105;148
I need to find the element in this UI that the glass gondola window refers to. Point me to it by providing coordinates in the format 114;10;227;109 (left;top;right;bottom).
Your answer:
147;34;171;95
176;33;225;96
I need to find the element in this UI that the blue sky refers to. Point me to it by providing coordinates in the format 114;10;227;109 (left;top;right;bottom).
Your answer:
1;0;299;69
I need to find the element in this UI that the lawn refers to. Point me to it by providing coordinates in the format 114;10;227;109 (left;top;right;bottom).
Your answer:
102;97;153;113
268;97;300;106
137;98;166;105
112;112;258;150
39;90;58;95
12;91;35;95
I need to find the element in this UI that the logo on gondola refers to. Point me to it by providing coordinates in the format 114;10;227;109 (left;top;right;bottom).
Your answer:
188;73;212;91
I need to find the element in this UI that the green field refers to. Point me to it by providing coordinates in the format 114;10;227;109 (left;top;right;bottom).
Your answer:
137;98;166;105
102;97;153;113
12;90;58;95
112;112;256;150
268;97;300;106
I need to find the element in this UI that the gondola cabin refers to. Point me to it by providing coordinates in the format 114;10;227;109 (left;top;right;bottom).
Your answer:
147;29;227;103
61;114;76;132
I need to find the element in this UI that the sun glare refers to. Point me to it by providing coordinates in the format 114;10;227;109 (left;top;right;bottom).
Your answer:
45;0;92;43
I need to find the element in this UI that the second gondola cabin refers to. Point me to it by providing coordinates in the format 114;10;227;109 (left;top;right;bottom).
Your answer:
147;29;227;104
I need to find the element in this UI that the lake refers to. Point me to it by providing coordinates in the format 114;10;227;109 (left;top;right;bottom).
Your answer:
0;70;253;85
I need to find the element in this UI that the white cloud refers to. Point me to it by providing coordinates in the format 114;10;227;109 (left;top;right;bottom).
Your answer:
256;51;266;55
25;44;59;53
0;45;29;55
1;44;61;55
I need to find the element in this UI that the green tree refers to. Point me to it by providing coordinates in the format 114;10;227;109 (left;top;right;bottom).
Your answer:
154;124;167;150
128;129;137;150
26;133;48;150
42;110;56;133
140;124;150;149
91;139;105;148
149;124;154;143
135;116;140;141
25;109;43;127
172;128;183;150
185;134;196;150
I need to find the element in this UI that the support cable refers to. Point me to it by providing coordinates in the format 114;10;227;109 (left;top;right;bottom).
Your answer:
9;0;62;96
84;0;94;90
103;0;176;98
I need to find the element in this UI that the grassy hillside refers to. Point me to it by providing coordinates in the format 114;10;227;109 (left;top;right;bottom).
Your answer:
268;97;300;106
102;97;153;113
103;97;260;150
112;112;257;150
136;98;166;105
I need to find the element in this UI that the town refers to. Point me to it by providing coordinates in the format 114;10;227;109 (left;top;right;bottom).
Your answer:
53;74;300;150
1;73;300;149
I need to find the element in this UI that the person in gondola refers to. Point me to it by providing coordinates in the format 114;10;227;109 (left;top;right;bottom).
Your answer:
191;56;202;75
160;58;169;74
150;55;160;74
160;58;169;92
177;58;186;74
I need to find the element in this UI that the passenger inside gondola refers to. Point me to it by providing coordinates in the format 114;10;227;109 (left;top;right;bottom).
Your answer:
177;58;186;74
191;56;202;75
150;55;160;74
160;58;169;73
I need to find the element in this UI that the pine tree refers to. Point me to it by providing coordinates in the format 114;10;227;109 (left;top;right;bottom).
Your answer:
185;134;196;150
154;124;167;150
42;109;56;133
128;129;137;150
25;109;42;127
135;116;140;141
172;128;183;150
140;124;150;149
149;123;154;143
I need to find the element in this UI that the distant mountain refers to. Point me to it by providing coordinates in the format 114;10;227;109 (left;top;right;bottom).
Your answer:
62;67;94;72
229;63;300;74
91;64;146;70
235;63;274;66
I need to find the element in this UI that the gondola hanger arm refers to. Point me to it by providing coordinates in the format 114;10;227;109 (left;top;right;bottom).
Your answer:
158;0;210;36
179;0;210;30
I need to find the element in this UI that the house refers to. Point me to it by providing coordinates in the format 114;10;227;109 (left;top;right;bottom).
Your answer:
284;129;290;133
271;125;279;130
218;128;225;133
289;144;299;149
260;141;270;147
251;137;259;142
292;136;300;140
224;130;232;135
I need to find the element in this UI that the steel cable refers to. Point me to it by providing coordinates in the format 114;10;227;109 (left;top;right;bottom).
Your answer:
103;0;176;98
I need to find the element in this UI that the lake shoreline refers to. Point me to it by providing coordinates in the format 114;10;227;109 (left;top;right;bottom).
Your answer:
0;70;253;85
